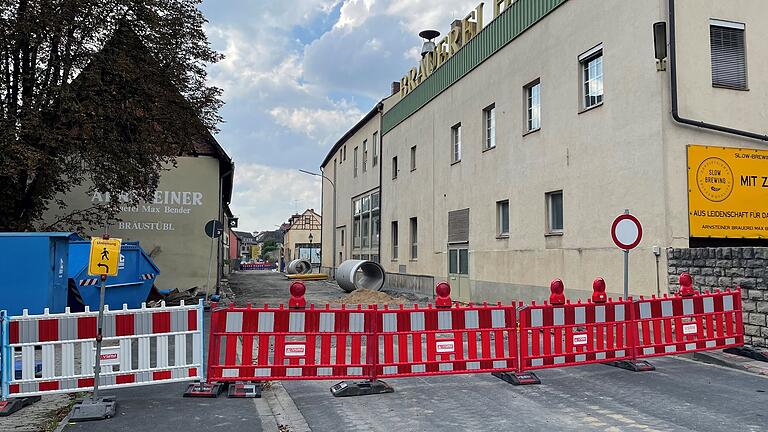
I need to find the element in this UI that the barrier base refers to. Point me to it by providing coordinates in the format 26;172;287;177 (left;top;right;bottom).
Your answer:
605;360;656;372
724;346;768;362
0;396;41;417
330;380;394;397
183;381;223;398
492;371;541;385
69;396;117;422
227;382;261;398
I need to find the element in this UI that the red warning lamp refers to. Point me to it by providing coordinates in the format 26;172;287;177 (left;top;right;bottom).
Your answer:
678;273;695;297
592;278;607;303
435;281;452;308
289;281;306;308
549;279;565;305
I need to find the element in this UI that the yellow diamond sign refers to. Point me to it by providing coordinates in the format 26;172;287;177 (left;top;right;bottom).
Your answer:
88;237;122;276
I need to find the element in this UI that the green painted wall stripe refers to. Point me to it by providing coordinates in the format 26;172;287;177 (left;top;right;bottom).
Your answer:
382;0;568;135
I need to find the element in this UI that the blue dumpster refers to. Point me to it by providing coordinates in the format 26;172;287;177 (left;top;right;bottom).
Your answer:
68;240;160;311
0;232;72;316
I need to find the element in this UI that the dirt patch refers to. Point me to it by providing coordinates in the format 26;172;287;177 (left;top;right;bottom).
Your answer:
332;289;411;305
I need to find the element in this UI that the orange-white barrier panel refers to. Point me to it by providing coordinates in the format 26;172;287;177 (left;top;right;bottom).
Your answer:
206;304;374;381
633;289;743;358
1;301;203;398
373;304;518;378
518;299;635;371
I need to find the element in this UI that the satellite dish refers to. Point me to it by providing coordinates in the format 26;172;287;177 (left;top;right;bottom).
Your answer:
419;29;440;40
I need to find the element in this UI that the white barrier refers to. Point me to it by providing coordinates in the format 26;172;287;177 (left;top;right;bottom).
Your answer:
1;300;204;398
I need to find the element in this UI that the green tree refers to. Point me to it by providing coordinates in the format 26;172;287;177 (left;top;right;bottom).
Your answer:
0;0;223;231
260;239;277;256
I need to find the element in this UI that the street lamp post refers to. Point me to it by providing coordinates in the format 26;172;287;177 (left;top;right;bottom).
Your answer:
299;169;336;274
308;232;314;272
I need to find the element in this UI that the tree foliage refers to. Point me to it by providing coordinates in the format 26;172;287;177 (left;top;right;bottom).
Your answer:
0;0;223;231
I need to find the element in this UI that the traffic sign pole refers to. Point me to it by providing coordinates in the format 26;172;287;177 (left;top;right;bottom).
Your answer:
93;273;107;400
623;209;630;300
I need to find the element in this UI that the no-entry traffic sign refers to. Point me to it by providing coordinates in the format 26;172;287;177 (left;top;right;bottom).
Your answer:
611;213;642;250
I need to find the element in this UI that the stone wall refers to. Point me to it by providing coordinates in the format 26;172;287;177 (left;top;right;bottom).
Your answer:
667;247;768;348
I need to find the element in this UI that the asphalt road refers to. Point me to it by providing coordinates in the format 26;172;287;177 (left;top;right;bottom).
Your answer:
240;271;768;432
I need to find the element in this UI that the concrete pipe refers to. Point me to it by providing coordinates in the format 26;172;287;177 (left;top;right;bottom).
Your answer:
335;259;386;293
287;259;312;274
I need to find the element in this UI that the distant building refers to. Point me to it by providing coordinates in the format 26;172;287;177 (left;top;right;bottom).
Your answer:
254;229;285;262
283;209;321;265
233;231;256;260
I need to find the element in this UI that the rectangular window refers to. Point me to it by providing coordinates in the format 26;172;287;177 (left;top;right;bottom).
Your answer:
409;217;418;260
710;20;747;89
410;145;417;171
525;80;541;131
580;45;603;109
497;200;509;236
343;145;346;161
451;123;462;163
340;229;345;247
353;146;358;177
392;156;398;179
353;217;361;248
362;140;368;173
372;132;379;166
391;221;399;259
546;191;564;233
483;105;496;150
362;213;370;248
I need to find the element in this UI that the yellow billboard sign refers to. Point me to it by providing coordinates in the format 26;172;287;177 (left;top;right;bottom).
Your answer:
688;145;768;238
88;237;122;276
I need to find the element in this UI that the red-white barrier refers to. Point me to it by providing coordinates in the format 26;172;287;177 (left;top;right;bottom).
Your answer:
3;301;204;398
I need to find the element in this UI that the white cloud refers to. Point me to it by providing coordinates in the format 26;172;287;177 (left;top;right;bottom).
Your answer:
231;164;322;233
201;0;488;232
269;101;364;146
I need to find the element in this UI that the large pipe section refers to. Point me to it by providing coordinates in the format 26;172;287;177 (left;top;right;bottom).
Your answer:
335;259;386;293
287;259;312;274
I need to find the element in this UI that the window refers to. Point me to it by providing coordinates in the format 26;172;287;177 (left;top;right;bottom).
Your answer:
525;80;541;132
410;146;417;171
340;229;345;247
392;156;398;179
372;132;379;166
497;200;509;236
451;123;462;163
391;221;399;259
371;192;380;247
580;45;603;109
546;191;564;233
409;217;418;260
343;145;347;161
483;105;496;149
710;20;747;89
353;199;361;247
353;146;358;177
362;140;368;173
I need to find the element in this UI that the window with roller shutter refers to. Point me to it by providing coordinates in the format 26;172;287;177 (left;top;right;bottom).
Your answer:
710;20;747;90
448;209;470;244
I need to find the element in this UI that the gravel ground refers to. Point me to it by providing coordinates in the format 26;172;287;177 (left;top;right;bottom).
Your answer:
0;394;73;432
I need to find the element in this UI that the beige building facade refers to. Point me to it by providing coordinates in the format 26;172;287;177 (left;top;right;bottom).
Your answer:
284;209;322;264
322;0;768;302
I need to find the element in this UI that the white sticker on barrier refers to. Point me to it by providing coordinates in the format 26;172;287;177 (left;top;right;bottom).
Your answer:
284;344;306;357
682;323;698;335
573;333;588;346
436;341;455;353
94;346;121;367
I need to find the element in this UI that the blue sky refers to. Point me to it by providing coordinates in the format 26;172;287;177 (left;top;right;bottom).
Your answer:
198;0;481;232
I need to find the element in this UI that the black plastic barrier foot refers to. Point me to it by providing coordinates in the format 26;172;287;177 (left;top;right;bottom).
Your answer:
605;360;656;372
69;396;118;422
227;382;262;398
0;396;41;417
183;381;223;398
330;380;394;397
492;371;541;385
724;346;768;362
